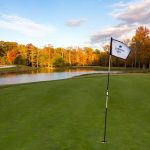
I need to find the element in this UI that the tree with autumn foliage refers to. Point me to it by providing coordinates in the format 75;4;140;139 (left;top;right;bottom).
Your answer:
131;26;150;69
6;49;17;64
26;44;38;67
0;41;18;64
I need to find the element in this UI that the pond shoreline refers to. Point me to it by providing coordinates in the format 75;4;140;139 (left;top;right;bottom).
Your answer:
0;70;113;85
0;65;150;75
1;69;150;86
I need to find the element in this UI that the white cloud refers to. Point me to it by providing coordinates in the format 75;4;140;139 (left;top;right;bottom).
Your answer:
90;0;150;44
91;24;135;43
111;1;130;9
0;14;55;37
66;18;87;27
111;0;150;24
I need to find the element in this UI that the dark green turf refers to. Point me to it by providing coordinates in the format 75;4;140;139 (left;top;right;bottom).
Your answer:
0;75;149;150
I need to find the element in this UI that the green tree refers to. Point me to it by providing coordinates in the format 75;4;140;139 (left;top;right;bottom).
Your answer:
14;55;26;65
53;56;66;67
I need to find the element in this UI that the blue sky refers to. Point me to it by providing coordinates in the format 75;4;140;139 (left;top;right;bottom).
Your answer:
0;0;149;48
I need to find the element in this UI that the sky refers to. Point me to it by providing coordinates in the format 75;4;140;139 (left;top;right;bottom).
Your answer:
0;0;150;49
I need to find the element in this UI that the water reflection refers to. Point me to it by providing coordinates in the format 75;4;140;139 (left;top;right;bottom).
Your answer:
0;68;121;85
31;67;102;73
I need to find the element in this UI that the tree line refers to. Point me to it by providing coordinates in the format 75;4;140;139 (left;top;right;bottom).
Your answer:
0;26;150;68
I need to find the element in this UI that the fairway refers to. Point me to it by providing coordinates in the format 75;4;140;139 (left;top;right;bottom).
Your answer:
0;74;149;150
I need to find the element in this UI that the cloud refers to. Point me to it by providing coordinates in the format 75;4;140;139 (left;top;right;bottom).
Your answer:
90;0;150;44
66;18;87;27
111;1;130;8
0;14;55;37
91;24;135;43
111;0;150;24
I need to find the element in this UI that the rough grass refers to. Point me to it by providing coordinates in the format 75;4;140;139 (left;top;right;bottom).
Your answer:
0;65;37;74
0;74;149;150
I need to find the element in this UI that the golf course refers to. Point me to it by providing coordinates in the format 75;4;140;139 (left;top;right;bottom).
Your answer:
0;74;149;150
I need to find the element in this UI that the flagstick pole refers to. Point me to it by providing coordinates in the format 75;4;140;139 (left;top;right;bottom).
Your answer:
102;37;112;143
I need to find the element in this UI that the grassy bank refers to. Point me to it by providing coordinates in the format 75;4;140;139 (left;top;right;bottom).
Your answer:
0;65;37;74
0;75;149;150
69;66;150;72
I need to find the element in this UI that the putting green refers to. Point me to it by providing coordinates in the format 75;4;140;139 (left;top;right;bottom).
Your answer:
0;74;149;150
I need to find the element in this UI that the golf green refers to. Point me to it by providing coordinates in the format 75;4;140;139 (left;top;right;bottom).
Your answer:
0;74;149;150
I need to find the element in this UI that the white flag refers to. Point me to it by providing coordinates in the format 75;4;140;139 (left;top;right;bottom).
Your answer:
111;38;131;59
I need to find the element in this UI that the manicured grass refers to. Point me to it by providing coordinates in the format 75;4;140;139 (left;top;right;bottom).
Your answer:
0;74;149;150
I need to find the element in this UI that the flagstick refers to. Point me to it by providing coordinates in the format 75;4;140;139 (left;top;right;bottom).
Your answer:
102;38;112;143
101;37;131;143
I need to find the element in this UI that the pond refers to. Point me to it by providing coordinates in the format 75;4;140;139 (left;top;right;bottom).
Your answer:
0;68;120;85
